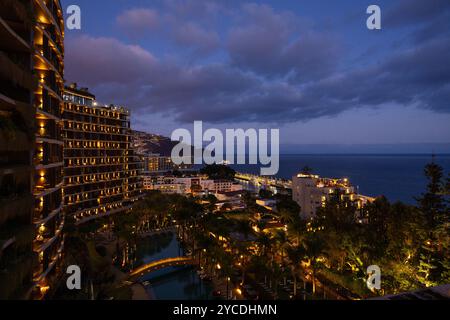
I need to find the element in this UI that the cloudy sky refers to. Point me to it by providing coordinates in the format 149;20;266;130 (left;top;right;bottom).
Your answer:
61;0;450;152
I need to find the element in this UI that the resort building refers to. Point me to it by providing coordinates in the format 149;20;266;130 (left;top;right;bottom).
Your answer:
62;85;144;225
292;173;375;220
32;0;65;298
144;154;176;173
0;0;37;299
1;0;65;299
146;175;243;195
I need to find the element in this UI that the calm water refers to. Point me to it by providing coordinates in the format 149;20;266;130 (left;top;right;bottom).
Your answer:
232;154;450;204
136;233;214;300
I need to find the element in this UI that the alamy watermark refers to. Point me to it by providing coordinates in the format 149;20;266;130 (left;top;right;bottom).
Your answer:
367;5;382;30
171;121;280;176
66;5;82;30
366;265;381;291
66;265;81;290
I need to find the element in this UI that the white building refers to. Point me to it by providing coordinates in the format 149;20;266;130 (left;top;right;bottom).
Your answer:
145;175;242;195
292;173;374;219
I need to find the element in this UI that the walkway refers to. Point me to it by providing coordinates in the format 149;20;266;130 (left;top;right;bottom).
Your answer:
128;256;196;281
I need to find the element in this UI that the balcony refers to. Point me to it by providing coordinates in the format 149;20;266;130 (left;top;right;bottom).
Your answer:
37;89;61;119
0;16;31;53
0;195;33;226
36;119;61;141
34;191;62;223
0;252;34;300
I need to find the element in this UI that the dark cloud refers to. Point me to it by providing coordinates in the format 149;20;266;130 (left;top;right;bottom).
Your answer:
65;3;450;125
385;0;450;46
116;2;223;55
227;3;339;82
385;0;450;28
171;22;220;55
116;8;160;39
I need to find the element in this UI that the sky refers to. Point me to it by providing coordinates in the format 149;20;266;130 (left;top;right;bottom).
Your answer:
61;0;450;152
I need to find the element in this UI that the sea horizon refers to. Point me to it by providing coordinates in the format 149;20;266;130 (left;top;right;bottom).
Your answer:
231;153;450;204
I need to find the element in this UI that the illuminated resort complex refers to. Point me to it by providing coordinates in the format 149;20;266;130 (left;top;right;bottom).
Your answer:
63;85;144;225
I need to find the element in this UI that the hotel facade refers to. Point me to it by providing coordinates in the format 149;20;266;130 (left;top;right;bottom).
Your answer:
0;0;65;299
62;85;144;225
292;173;375;220
33;0;65;298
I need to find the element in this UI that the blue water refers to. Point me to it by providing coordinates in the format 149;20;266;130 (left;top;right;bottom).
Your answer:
137;233;214;300
232;154;450;204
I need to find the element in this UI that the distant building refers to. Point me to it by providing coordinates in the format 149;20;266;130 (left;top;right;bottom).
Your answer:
292;173;374;219
146;175;242;195
62;85;144;224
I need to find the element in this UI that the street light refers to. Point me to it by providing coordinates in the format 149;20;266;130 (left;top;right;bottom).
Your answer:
226;277;230;300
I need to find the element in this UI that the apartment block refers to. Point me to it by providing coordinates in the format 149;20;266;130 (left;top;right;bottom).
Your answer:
146;175;242;195
0;0;38;299
1;0;65;299
62;85;144;225
32;0;65;298
292;173;374;220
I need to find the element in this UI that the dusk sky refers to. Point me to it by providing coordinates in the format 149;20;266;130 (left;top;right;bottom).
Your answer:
61;0;450;152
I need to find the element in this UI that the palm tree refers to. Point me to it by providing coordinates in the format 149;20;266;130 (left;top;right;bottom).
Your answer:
300;233;328;295
286;245;302;298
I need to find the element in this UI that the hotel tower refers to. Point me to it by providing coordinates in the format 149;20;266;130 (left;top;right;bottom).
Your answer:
63;85;144;225
0;0;65;299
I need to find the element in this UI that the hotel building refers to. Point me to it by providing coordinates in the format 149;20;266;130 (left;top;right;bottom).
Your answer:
146;175;243;195
0;0;65;298
1;0;36;299
62;85;144;225
292;173;375;220
33;0;65;297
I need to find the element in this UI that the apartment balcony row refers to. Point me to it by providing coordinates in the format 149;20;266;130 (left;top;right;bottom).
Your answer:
65;161;129;170
37;89;62;119
0;83;32;116
64;165;133;179
66;192;126;211
64;175;123;188
35;43;63;76
64;151;128;159
0;1;33;52
34;0;64;39
65;184;125;198
0;49;36;91
34;141;62;167
64;141;126;150
63;131;129;143
63;127;128;139
0;93;35;141
66;190;125;206
0;249;34;300
63;110;128;125
64;103;129;121
35;118;62;141
65;155;130;164
33;234;64;293
73;202;133;225
34;166;63;195
0;119;34;155
35;22;63;60
64;121;128;135
34;189;62;223
33;215;63;253
0;193;33;227
37;69;63;97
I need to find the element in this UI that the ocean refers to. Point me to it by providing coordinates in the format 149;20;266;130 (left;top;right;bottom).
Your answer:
231;154;450;204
